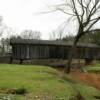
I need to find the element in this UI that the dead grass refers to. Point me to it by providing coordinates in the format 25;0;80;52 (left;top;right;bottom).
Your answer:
70;71;100;90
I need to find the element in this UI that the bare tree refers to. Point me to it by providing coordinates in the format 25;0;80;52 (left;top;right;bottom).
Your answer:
49;22;66;40
49;31;57;40
62;33;74;42
0;16;14;39
56;28;65;40
0;16;4;37
51;0;100;73
21;30;41;40
49;30;64;40
0;38;11;54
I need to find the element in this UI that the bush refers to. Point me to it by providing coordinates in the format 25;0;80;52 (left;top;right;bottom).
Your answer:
15;88;27;95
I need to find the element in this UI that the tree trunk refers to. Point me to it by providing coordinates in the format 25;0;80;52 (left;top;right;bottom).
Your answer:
64;43;77;74
64;33;81;74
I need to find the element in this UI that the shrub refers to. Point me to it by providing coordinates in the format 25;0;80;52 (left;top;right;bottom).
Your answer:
15;88;27;95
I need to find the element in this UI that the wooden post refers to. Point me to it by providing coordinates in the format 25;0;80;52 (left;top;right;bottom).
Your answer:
19;59;23;64
9;57;13;64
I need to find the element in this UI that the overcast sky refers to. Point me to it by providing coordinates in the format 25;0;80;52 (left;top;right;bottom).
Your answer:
0;0;68;39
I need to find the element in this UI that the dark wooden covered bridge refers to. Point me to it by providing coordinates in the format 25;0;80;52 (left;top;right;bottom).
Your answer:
10;39;100;64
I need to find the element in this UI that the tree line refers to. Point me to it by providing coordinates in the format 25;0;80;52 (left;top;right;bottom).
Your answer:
0;28;100;55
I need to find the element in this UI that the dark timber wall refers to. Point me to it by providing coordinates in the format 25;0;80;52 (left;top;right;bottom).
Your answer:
10;39;100;63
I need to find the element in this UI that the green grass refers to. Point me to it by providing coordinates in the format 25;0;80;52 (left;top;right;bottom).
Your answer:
0;64;100;100
85;63;100;73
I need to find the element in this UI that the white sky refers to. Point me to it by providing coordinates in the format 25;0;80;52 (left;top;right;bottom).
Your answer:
0;0;67;39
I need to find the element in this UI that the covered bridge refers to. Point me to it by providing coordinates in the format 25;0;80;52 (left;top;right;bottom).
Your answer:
10;39;100;63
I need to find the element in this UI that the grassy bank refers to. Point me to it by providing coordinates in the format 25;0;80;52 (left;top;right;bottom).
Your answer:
0;64;100;100
85;63;100;73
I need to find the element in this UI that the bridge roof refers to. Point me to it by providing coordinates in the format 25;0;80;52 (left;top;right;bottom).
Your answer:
10;39;100;48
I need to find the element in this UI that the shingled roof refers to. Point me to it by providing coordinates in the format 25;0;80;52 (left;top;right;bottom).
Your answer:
10;39;100;48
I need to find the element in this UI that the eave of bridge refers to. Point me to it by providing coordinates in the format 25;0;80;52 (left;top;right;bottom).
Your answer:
10;39;100;48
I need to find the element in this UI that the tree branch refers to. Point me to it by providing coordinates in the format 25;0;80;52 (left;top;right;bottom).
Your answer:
71;0;81;24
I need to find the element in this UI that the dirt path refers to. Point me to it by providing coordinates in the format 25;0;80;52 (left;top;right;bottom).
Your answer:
70;71;100;90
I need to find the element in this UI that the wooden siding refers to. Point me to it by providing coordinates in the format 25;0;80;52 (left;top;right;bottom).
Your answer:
10;40;100;60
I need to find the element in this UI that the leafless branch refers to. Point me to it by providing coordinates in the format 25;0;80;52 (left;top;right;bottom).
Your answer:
50;0;100;73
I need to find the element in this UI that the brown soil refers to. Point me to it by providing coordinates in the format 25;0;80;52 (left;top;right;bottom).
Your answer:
70;71;100;90
0;89;16;94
